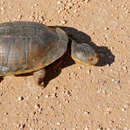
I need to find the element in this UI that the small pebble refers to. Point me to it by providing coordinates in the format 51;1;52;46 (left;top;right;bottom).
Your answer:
57;1;61;4
35;104;40;109
61;20;66;24
106;128;111;130
17;14;23;19
57;10;61;14
122;108;126;112
45;95;49;98
18;96;24;101
85;0;89;3
34;3;38;7
38;16;44;21
73;9;78;13
115;80;120;84
18;123;26;129
84;126;89;130
0;7;4;11
104;27;109;30
4;112;8;116
97;128;101;130
56;122;61;126
112;78;115;82
84;111;90;115
36;96;40;99
98;68;104;72
106;107;112;114
87;69;91;74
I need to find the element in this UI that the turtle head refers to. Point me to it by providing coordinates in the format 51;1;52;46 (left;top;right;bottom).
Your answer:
71;40;99;66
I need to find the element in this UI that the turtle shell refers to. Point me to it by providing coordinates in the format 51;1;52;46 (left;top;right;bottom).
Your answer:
0;21;68;76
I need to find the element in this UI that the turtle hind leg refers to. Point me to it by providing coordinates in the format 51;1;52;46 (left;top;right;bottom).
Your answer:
33;69;46;88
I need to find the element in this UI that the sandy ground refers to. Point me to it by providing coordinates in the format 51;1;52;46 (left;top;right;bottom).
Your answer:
0;0;130;129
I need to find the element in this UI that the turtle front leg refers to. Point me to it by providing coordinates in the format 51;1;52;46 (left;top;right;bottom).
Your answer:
33;69;46;88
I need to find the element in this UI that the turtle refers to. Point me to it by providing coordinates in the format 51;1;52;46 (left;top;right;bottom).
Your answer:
0;21;99;87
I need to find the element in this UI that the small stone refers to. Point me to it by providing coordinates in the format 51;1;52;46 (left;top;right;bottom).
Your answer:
18;96;24;101
0;7;4;11
57;10;61;14
61;20;66;24
35;104;40;109
97;128;101;130
52;86;58;91
73;9;78;13
67;90;72;97
17;14;23;19
104;27;109;30
122;108;126;112
84;126;89;130
65;99;69;103
18;123;26;129
112;78;115;82
56;122;61;126
115;80;120;84
84;0;89;3
48;106;54;111
4;112;8;116
38;16;44;22
57;1;61;4
106;107;112;114
36;96;39;99
45;95;49;98
98;68;104;72
104;34;109;41
122;66;128;71
84;111;90;115
34;3;38;7
87;69;91;74
50;93;57;98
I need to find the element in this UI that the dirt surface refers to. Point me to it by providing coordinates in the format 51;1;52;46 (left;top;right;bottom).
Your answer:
0;0;130;129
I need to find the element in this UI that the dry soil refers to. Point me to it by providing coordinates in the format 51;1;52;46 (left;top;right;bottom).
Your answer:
0;0;130;130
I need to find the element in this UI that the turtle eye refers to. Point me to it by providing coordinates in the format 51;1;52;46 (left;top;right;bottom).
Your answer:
87;57;94;62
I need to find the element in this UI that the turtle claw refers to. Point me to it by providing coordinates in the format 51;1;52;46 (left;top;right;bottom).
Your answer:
33;69;46;88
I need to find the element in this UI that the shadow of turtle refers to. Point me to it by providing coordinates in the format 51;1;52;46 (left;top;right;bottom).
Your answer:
44;52;75;87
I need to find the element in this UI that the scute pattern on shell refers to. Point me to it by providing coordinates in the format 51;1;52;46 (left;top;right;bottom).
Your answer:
0;22;68;76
